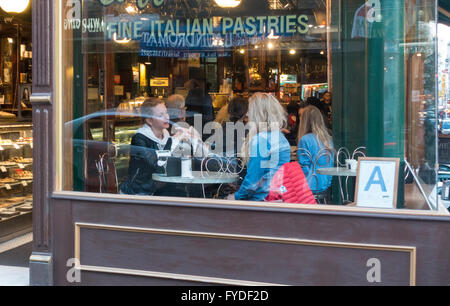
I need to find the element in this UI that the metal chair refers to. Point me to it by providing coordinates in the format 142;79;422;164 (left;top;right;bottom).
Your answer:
298;147;333;204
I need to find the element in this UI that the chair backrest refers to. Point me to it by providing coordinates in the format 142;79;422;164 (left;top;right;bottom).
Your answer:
86;141;118;194
266;162;317;204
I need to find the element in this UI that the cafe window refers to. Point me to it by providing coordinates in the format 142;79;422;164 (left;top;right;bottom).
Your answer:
59;0;441;211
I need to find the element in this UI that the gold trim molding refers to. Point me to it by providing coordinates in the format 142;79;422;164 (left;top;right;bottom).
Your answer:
30;93;52;104
75;223;417;286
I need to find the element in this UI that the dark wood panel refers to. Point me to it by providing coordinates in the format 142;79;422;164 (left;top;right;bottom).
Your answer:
49;198;450;285
77;225;412;286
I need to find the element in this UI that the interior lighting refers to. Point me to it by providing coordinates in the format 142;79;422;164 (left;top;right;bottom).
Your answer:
113;32;131;44
0;0;30;13
214;0;241;8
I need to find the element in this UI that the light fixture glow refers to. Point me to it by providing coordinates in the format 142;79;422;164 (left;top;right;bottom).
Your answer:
416;52;422;57
214;0;241;8
320;50;325;55
289;49;296;55
267;29;280;39
268;42;274;49
239;48;245;54
113;32;131;44
126;5;137;14
7;38;13;44
0;0;30;13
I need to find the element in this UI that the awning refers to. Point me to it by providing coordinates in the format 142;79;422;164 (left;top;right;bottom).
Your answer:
439;0;450;26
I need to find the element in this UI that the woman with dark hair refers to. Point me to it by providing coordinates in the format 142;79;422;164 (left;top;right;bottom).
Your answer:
184;79;214;128
222;96;249;157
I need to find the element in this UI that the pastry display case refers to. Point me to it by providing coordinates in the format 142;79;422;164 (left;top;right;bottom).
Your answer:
0;121;32;227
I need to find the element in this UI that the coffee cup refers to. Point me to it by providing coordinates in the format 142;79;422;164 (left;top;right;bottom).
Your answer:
181;158;193;178
345;159;358;170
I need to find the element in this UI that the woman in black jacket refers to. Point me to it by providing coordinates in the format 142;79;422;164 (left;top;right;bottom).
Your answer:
120;98;174;195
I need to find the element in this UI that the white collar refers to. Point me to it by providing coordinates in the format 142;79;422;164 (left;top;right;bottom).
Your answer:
136;124;171;150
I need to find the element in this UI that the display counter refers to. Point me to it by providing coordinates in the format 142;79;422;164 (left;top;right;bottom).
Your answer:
0;120;33;243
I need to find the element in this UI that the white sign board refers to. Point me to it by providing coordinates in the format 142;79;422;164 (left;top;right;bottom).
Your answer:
354;158;400;209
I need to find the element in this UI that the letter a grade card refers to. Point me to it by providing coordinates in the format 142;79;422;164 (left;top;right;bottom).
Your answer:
354;157;400;209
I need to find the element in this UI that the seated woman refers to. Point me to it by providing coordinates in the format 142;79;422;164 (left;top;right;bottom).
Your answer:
227;93;291;201
297;105;334;196
120;98;184;196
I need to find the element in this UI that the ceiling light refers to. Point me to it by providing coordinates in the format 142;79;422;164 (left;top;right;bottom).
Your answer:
320;50;325;55
214;0;241;8
113;32;131;44
289;49;296;55
0;0;30;13
239;49;245;54
268;42;274;49
126;5;137;14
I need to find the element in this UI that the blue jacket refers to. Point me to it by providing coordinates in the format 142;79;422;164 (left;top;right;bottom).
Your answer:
235;131;291;201
297;133;333;193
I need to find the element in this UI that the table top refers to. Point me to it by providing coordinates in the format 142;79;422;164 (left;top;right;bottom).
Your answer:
153;171;239;184
316;167;357;177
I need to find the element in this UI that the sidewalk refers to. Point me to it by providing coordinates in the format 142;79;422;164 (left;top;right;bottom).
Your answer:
0;240;32;286
0;265;29;286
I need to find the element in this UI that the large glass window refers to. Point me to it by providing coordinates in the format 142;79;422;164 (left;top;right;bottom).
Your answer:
60;0;440;211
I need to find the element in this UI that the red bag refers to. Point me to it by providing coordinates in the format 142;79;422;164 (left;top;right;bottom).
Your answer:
265;162;317;204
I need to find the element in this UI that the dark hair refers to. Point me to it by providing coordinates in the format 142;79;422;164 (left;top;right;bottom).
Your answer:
228;97;249;123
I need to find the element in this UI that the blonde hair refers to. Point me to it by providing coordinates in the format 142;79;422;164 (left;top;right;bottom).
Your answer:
297;105;333;150
241;93;287;163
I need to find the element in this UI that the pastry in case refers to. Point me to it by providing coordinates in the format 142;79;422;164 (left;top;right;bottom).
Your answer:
0;209;20;218
12;170;33;180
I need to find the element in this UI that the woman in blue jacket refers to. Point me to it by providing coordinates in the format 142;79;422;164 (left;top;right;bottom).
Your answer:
297;105;334;194
227;93;291;201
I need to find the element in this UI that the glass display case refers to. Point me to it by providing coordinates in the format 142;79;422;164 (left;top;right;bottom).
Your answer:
0;121;32;225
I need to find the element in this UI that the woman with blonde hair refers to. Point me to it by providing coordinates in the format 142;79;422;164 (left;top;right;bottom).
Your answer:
227;93;291;201
297;105;334;195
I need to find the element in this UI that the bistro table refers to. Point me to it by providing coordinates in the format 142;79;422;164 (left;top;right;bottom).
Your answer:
317;167;357;204
316;167;357;177
152;171;239;198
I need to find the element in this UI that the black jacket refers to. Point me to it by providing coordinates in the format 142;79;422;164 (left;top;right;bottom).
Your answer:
120;133;173;195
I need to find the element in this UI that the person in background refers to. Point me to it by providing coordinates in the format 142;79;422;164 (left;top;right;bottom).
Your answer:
321;91;333;127
284;100;301;146
222;96;249;157
307;96;330;130
166;94;209;158
227;93;291;201
297;105;334;198
212;97;249;198
165;94;186;125
184;79;214;129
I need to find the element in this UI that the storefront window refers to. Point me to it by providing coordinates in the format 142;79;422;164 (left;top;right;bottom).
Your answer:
60;0;440;211
0;3;33;232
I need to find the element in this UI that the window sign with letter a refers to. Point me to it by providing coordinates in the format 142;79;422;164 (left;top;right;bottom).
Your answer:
354;158;400;209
